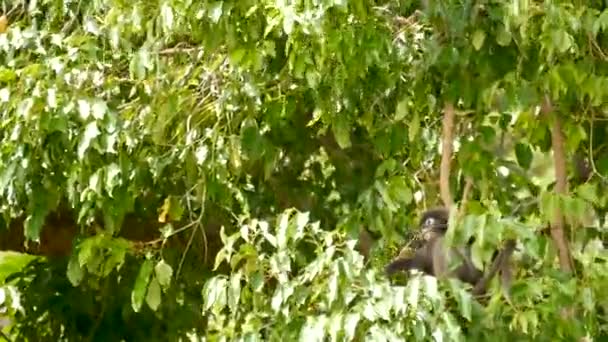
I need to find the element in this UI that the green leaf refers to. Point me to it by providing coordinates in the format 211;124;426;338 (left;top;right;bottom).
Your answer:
407;276;420;310
228;271;242;312
328;313;342;342
283;9;295;35
158;196;184;223
24;208;48;243
496;26;512;46
78;99;91;120
0;162;16;194
540;192;560;222
131;259;154;313
387;176;412;205
0;252;38;283
78;121;101;158
78;239;94;267
327;268;338;306
582;287;594;312
67;255;84;286
276;209;293;249
250;271;265;292
515;143;533;169
129;51;146;80
374;181;397;212
154;259;173;289
472;30;486;50
145;276;162;311
576;183;598;205
563;196;590;226
299;316;326;342
102;238;129;276
408;112;420;142
332;114;351;149
160;3;174;31
470;241;485;272
294;211;309;242
423;276;439;301
593;10;608;35
552;30;572;54
208;2;223;23
306;69;320;88
24;185;56;242
241;117;265;161
91;100;107;120
203;277;228;311
230;49;246;65
395;99;408;121
343;313;360;341
458;289;472;321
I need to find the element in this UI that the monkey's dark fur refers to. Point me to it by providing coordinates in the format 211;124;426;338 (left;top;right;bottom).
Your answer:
385;207;515;296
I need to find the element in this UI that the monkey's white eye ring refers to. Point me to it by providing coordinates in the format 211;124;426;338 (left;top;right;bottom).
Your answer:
424;217;436;227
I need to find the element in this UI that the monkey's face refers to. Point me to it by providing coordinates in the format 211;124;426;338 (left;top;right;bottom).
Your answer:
421;228;443;241
419;212;448;241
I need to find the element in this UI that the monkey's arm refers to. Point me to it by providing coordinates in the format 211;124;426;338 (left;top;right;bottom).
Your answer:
385;255;431;276
472;239;516;296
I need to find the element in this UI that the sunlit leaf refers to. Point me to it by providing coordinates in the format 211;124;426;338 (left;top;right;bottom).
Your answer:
91;100;107;120
78;121;101;158
343;313;360;341
496;26;512;46
132;259;154;313
472;30;486;50
228;271;242;312
409;112;420;142
0;15;7;33
145;276;162;311
407;276;420;310
67;255;84;286
24;206;48;242
332;114;352;149
395;99;408;121
208;2;223;23
155;259;173;289
203;277;228;311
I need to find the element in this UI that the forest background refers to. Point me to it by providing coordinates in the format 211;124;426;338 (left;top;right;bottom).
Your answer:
1;0;608;341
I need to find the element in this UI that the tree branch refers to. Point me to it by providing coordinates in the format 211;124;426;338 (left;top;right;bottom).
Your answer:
440;102;455;209
543;96;574;273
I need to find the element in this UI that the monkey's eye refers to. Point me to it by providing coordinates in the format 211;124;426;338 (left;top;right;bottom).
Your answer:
424;217;436;227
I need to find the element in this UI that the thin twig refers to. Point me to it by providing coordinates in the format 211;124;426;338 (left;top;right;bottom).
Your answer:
588;33;608;61
176;185;207;280
159;47;202;56
142;220;199;246
589;110;607;182
440;102;456;208
460;177;474;211
176;221;198;280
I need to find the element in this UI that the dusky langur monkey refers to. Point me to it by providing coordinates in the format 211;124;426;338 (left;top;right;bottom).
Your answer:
385;207;483;285
385;207;516;297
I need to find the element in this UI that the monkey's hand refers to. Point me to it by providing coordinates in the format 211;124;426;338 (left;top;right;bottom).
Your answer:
385;258;413;276
385;257;429;276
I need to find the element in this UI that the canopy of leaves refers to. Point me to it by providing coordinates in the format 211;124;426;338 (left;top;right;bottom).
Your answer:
0;0;608;341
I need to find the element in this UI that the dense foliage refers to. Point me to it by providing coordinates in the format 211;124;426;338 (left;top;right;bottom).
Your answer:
1;0;608;340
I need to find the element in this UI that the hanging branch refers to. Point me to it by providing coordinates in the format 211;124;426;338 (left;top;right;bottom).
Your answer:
440;102;456;209
543;95;574;273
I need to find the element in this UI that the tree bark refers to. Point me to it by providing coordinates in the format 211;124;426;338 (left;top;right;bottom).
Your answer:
543;96;574;273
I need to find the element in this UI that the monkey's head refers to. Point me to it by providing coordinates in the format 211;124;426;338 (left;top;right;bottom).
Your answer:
419;207;449;241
